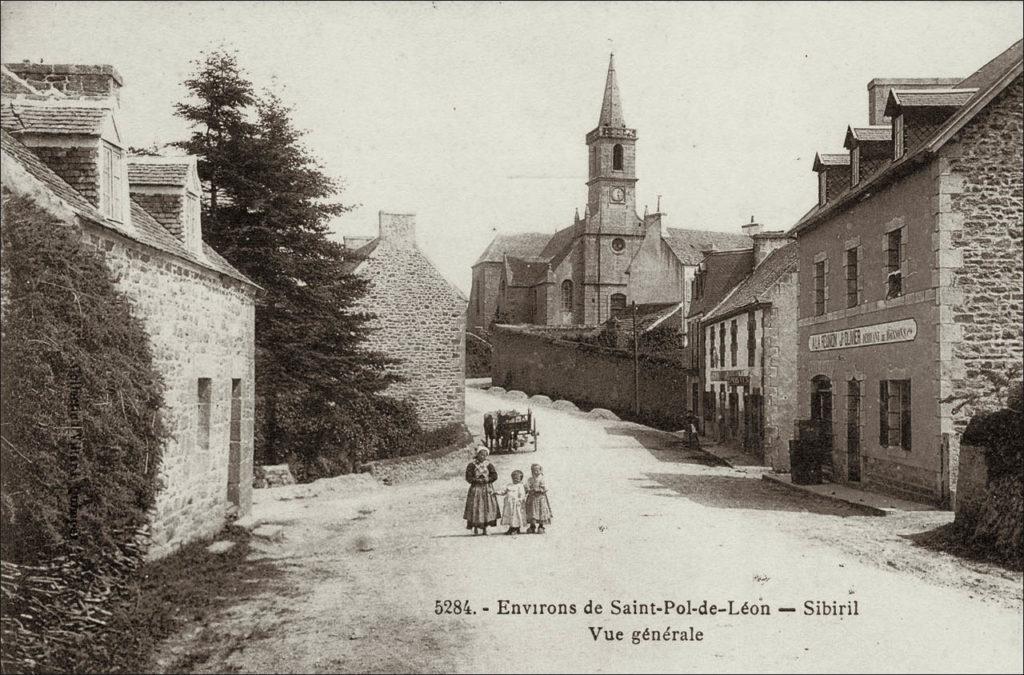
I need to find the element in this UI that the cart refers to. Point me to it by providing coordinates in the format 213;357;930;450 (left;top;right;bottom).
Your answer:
483;409;538;453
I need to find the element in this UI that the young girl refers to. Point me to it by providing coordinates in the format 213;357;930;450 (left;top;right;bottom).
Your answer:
499;470;528;535
525;463;552;534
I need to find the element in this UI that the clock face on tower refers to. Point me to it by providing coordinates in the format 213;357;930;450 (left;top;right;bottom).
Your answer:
611;187;625;203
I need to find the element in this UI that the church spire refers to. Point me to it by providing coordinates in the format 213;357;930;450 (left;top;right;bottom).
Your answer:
598;53;625;128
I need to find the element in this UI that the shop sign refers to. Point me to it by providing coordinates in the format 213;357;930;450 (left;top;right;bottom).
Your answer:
809;318;917;352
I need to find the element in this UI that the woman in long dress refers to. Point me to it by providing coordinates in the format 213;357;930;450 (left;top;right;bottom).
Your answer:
464;447;500;535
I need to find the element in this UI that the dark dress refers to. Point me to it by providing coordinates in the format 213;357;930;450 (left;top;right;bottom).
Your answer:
464;461;500;528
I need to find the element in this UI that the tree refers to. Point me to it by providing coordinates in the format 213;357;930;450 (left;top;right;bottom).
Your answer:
174;49;398;466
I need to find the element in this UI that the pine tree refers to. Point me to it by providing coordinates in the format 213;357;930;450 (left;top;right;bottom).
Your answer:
174;49;400;466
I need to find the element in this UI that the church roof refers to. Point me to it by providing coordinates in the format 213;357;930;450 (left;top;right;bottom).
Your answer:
663;228;753;265
474;231;553;265
598;53;626;128
504;256;550;287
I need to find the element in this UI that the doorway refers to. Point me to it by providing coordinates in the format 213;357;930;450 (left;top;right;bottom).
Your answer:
811;375;835;480
228;379;242;507
846;379;862;481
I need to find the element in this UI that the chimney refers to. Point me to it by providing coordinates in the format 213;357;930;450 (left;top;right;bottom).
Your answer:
752;231;792;267
741;216;763;237
643;211;662;237
3;63;123;104
379;211;417;248
866;77;961;125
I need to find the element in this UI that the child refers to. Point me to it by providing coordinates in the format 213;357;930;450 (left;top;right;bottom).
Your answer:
525;463;552;534
499;470;528;535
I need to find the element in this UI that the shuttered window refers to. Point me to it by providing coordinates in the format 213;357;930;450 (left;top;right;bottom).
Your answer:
101;143;124;223
746;311;756;367
814;260;826;315
729;319;738;367
845;247;859;308
885;229;904;299
879;379;911;450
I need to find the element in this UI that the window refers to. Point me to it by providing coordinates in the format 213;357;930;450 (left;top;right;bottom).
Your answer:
610;293;627;319
183;193;200;250
197;378;212;452
879;379;911;450
729;319;738;367
850;146;860;186
611;237;626;253
811;375;833;422
708;326;715;367
845;247;859;308
613;144;623;171
885;229;903;299
100;143;124;222
814;259;827;316
228;379;242;505
893;114;905;159
561;279;573;311
718;323;726;369
746;311;756;367
818;170;827;206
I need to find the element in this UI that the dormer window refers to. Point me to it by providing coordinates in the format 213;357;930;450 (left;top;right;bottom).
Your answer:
893;114;905;159
850;146;860;186
100;142;124;222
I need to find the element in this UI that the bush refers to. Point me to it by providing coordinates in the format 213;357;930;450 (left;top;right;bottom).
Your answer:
0;195;167;565
0;195;167;671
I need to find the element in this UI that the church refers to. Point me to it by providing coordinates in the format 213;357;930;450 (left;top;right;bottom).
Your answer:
468;55;753;331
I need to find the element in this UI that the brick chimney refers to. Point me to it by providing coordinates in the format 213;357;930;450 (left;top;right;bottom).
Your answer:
378;211;416;249
3;63;123;103
866;77;961;125
751;231;792;267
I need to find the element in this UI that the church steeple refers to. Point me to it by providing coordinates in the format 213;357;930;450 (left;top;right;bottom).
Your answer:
598;53;625;128
585;54;638;229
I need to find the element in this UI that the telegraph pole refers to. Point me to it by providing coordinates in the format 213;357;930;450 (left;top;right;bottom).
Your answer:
632;301;640;417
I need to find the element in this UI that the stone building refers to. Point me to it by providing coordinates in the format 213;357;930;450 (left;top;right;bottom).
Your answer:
344;211;468;431
469;55;750;332
700;237;797;470
1;63;258;558
789;40;1022;505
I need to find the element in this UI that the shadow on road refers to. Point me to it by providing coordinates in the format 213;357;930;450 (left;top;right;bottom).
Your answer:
605;425;725;467
642;472;866;517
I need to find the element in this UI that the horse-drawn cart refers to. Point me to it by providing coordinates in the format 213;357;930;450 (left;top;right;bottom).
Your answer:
483;409;538;453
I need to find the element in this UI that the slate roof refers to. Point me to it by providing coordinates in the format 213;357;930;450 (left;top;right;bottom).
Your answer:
844;125;892;148
1;129;254;287
0;100;109;135
792;39;1023;236
663;228;753;265
505;256;550;287
686;248;755;319
127;159;191;186
705;242;798;322
886;88;977;112
474;231;555;265
813;153;850;170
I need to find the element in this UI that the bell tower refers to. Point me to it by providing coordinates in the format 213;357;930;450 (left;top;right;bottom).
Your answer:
586;53;638;232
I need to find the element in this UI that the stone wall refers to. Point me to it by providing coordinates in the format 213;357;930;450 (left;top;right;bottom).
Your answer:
355;220;467;431
82;223;257;559
762;271;799;470
940;75;1024;456
491;326;688;428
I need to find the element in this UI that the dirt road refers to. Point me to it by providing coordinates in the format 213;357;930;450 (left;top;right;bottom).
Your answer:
159;387;1024;673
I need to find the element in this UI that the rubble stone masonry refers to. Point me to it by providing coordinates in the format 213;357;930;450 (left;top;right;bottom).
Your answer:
939;75;1024;496
761;271;799;470
355;215;467;431
83;223;257;559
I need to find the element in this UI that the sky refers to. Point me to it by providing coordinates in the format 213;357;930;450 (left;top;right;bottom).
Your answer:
2;1;1022;293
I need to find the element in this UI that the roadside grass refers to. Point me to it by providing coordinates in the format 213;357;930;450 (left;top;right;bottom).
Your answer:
74;526;286;673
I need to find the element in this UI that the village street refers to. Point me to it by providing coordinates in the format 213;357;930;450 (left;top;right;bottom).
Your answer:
160;386;1024;674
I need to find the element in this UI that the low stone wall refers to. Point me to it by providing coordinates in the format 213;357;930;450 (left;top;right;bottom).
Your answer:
955;443;1023;564
490;325;687;429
